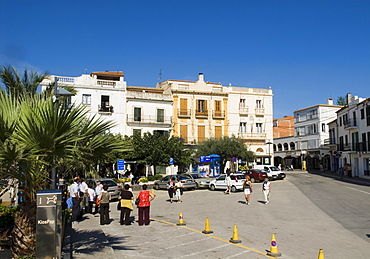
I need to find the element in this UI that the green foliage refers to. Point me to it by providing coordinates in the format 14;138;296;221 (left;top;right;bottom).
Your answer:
62;208;71;223
0;204;18;229
336;96;347;106
196;136;255;173
147;175;163;181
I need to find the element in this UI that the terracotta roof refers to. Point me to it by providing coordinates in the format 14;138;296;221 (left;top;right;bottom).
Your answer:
91;71;124;77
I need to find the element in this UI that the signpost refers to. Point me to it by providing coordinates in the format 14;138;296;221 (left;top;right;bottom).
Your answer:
117;159;125;170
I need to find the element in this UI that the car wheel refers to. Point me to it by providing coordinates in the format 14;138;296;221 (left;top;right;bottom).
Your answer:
210;184;215;191
250;178;256;183
154;183;160;190
231;186;237;192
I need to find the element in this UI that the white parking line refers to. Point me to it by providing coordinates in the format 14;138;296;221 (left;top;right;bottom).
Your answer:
163;236;212;250
345;186;370;195
224;249;252;258
178;243;231;258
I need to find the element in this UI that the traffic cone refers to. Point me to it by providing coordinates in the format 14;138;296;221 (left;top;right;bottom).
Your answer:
317;249;324;259
229;225;241;243
266;234;281;257
177;212;186;226
202;217;213;234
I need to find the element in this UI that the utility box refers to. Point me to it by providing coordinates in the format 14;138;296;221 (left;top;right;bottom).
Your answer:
36;190;62;259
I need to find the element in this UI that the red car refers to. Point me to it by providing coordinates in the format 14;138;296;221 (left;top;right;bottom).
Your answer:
241;169;269;183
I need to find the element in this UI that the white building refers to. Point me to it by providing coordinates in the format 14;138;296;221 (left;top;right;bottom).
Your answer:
328;94;370;178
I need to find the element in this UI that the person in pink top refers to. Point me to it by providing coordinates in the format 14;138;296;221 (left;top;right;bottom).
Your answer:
136;184;155;226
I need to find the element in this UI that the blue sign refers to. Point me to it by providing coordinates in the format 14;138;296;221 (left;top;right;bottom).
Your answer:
170;158;174;165
200;156;211;163
117;159;125;170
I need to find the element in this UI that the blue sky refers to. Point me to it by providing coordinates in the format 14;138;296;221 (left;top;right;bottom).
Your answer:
1;0;370;118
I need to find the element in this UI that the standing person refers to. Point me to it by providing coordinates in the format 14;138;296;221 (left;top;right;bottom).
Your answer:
243;176;252;205
175;178;183;203
79;179;89;213
347;164;352;177
224;169;232;195
136;184;155;226
87;184;96;213
94;181;103;214
98;184;111;225
167;177;175;203
120;184;134;225
262;178;271;204
128;171;134;184
70;177;81;223
338;165;345;179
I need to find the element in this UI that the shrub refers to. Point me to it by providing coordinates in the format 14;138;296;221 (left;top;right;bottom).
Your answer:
147;175;163;181
138;177;148;183
0;204;18;229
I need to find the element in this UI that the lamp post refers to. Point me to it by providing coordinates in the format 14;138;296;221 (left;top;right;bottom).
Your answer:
265;141;272;165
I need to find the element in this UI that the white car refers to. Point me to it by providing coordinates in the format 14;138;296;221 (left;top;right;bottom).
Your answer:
252;165;280;180
209;174;246;192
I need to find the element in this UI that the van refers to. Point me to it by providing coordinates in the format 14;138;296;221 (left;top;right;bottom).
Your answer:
252;165;280;180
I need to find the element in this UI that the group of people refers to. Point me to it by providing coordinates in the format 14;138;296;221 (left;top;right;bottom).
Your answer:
166;177;183;203
224;170;271;205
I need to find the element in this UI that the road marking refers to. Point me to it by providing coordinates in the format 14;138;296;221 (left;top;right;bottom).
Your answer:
345;186;370;195
163;236;212;250
152;218;274;258
178;243;231;258
224;249;251;258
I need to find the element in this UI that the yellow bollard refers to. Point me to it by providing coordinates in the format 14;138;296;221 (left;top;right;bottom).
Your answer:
229;225;241;243
266;234;282;257
317;249;324;259
202;217;213;234
176;212;186;226
151;188;155;195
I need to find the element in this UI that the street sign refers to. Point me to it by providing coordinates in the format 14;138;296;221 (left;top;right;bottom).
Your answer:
232;157;237;162
200;156;211;163
117;159;125;170
170;158;174;165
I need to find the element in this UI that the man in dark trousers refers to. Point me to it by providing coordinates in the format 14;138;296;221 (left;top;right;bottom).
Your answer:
71;177;81;223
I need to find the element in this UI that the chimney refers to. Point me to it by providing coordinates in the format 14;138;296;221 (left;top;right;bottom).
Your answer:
198;73;204;82
346;93;352;105
327;98;333;105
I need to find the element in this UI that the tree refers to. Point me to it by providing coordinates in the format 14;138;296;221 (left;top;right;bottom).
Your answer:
0;86;126;257
195;136;255;174
336;96;347;106
130;132;192;175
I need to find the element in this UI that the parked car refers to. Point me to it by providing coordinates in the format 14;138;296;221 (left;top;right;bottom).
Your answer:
86;178;121;200
153;175;196;190
240;169;269;183
180;173;212;188
252;165;280;180
278;171;286;180
209;174;246;192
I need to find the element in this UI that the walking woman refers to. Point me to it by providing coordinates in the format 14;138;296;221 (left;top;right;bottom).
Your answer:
167;177;175;203
98;184;111;225
120;184;134;225
243;176;252;205
224;169;232;195
136;184;155;226
175;178;183;203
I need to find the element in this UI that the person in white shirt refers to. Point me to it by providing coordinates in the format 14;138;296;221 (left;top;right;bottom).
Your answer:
262;178;271;204
94;181;103;214
71;178;81;222
87;184;96;213
79;179;89;212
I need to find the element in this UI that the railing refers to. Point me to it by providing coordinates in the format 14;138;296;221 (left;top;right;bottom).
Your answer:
343;118;357;129
324;138;336;145
195;110;208;118
239;107;248;114
97;80;116;87
212;111;225;119
127;115;172;124
238;132;267;139
57;76;75;83
178;109;191;117
98;105;113;113
255;108;265;114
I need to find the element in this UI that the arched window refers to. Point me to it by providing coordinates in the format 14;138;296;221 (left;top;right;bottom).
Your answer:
273;144;277;152
290;142;295;150
278;143;282;151
283;143;289;151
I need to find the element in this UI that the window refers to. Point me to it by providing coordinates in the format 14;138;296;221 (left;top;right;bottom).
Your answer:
179;98;188;116
215;126;222;139
82;94;91;105
100;95;110;111
157;109;164;122
215;100;221;111
256;123;263;133
239;99;246;108
366;105;370;126
240;122;247;133
256;100;262;108
153;130;168;136
322;123;326;132
180;125;188;143
339;116;342;126
134;107;141;122
197;100;206;112
343;114;348;125
133;129;141;136
361;108;365;120
295;114;300;122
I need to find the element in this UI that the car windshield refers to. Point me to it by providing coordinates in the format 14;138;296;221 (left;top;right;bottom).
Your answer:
269;166;279;171
234;175;246;180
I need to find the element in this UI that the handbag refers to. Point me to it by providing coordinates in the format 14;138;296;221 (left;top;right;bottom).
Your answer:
135;198;140;205
117;200;121;210
95;198;101;206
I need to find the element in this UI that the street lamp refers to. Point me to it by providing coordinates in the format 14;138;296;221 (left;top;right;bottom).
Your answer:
265;141;272;165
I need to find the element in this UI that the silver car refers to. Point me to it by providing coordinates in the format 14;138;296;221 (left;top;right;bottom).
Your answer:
153;175;196;190
180;173;212;188
86;178;121;200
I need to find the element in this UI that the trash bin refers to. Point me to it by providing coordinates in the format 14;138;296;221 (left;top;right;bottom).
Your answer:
36;190;62;259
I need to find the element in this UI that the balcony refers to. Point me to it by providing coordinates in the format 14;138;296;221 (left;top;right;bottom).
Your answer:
324;138;337;147
127;115;172;126
97;80;116;87
255;108;265;115
178;109;191;118
98;105;113;114
238;132;266;140
343;119;358;130
239;107;249;115
195;110;208;118
212;111;225;119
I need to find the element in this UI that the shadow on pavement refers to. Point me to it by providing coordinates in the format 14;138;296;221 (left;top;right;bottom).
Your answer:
307;169;370;187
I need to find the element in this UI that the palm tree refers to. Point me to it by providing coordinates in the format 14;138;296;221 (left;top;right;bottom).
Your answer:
0;68;126;257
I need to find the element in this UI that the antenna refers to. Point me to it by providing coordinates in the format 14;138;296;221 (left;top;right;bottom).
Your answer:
158;69;162;81
84;69;88;74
